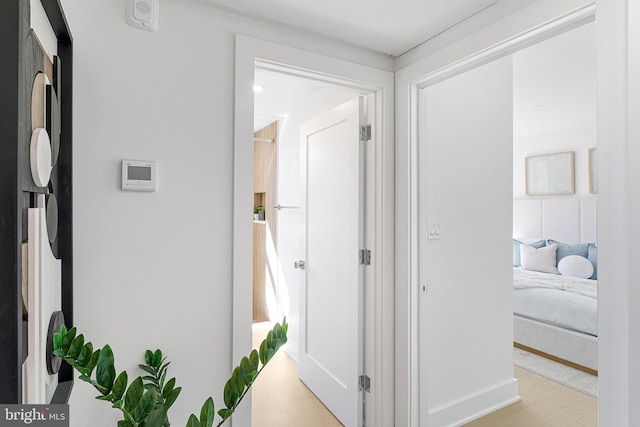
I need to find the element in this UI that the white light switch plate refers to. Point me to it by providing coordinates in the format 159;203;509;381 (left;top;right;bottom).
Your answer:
427;219;441;240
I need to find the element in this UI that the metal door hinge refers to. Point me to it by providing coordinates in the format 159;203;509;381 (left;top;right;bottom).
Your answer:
359;249;371;265
360;125;372;141
359;375;371;392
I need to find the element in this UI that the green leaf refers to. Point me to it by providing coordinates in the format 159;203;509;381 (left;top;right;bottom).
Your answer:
138;365;155;376
60;327;76;354
164;387;181;409
152;349;162;367
239;358;251;386
263;348;275;364
76;342;94;367
133;390;157;422
186;414;201;427
124;377;144;412
199;397;215;427
112;371;128;401
223;377;239;409
82;350;101;377
218;408;233;420
233;367;245;396
143;383;161;395
95;393;113;401
144;350;153;366
142;406;166;427
273;324;283;339
162;378;175;396
159;369;167;389
53;332;62;351
159;361;170;373
142;375;158;384
259;340;268;365
96;345;116;393
249;350;260;371
53;349;65;358
117;421;134;427
68;334;85;359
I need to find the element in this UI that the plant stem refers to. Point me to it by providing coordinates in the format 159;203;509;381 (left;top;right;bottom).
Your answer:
215;365;266;427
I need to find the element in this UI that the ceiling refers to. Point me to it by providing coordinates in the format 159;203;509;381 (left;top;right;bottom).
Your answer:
205;0;540;57
253;69;357;130
254;22;596;136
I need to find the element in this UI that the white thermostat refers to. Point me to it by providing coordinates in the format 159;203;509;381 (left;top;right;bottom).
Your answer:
122;159;156;192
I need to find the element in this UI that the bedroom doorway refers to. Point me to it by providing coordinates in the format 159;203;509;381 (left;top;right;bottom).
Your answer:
403;8;599;426
511;20;598;394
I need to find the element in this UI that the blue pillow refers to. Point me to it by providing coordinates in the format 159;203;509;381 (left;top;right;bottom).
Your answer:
513;239;546;267
547;239;591;264
588;244;598;280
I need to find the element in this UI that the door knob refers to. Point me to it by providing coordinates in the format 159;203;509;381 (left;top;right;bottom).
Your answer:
294;260;306;270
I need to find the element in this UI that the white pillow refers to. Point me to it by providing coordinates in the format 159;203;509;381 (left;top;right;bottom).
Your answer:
520;243;559;274
558;255;595;279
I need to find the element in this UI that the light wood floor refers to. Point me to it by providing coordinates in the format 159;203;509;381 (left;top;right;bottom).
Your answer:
252;348;344;427
252;324;343;427
466;366;597;427
251;325;597;427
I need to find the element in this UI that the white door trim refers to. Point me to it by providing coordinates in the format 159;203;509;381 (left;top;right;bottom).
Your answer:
394;4;595;426
233;35;395;427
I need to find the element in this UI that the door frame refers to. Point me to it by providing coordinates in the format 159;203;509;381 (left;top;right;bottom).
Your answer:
395;4;595;426
233;35;395;427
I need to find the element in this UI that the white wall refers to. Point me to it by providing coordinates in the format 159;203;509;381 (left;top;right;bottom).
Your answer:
513;126;596;197
59;1;391;425
513;22;596;198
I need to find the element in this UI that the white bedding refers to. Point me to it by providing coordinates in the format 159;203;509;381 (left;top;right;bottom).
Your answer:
513;267;598;337
513;267;597;298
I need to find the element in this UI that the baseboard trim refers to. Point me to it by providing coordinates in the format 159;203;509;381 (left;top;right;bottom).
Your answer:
427;378;519;426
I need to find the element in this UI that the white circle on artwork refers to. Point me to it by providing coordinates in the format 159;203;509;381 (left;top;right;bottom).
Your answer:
30;128;53;187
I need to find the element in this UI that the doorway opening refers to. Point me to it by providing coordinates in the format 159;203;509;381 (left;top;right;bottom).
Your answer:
251;68;367;427
405;6;598;427
234;36;394;427
511;18;598;401
233;43;393;425
250;68;363;425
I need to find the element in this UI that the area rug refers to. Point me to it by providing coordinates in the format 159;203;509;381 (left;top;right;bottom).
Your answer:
513;347;598;398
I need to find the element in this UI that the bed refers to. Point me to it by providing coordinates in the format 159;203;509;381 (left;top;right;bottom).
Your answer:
513;267;597;373
512;198;598;374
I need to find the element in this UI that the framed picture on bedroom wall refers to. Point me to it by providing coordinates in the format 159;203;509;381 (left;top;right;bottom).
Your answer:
525;151;575;196
589;147;598;194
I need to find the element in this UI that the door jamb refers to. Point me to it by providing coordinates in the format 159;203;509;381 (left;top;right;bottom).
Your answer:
233;35;395;427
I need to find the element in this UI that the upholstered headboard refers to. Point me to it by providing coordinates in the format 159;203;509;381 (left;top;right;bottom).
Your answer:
513;198;597;244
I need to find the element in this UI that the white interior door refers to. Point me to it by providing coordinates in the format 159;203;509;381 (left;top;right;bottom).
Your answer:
418;57;515;425
299;97;365;427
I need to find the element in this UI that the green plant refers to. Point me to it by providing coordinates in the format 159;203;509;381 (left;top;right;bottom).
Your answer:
252;205;264;214
53;319;288;427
